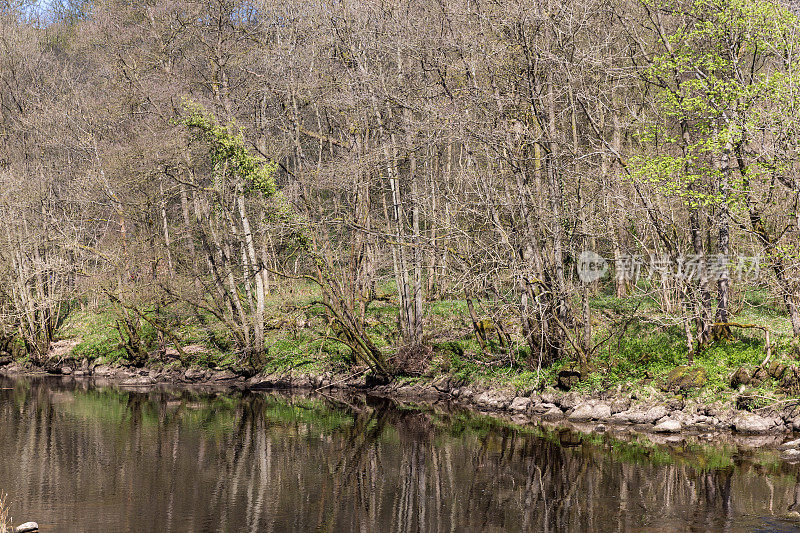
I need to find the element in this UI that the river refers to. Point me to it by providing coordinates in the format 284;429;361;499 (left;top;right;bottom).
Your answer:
1;376;800;532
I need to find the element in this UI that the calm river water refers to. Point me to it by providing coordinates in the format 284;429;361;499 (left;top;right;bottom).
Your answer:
2;376;800;532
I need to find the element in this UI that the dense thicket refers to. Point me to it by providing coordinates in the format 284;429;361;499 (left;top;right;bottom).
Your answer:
1;0;798;376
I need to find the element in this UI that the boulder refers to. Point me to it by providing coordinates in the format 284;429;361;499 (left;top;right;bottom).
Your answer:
557;392;582;410
781;366;800;395
211;370;238;382
568;403;611;422
653;419;682;433
540;388;560;405
532;402;558;414
92;364;114;377
783;449;800;461
120;376;155;387
662;366;707;392
509;397;532;412
610;397;630;414
60;366;73;375
733;412;779;433
474;391;513;410
780;438;800;450
541;406;564;421
184;368;207;382
729;367;750;388
613;405;669;425
768;361;788;380
0;355;12;366
15;522;38;533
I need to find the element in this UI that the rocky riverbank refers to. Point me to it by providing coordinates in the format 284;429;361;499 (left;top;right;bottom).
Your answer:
4;358;800;457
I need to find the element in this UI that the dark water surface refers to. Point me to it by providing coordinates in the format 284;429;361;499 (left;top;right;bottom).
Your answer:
2;376;800;532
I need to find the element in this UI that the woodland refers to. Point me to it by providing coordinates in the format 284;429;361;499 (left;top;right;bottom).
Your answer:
1;0;799;394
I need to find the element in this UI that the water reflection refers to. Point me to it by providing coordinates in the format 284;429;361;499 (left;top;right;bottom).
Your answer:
1;376;800;532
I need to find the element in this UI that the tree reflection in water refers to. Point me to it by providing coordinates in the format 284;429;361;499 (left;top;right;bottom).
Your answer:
0;376;799;532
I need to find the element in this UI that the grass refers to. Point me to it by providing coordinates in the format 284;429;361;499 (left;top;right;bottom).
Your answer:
40;282;800;404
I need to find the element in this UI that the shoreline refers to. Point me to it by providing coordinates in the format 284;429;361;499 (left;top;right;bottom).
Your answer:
4;360;800;459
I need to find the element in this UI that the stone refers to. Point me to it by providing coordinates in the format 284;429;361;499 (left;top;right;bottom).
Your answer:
653;419;682;433
15;522;38;533
614;405;669;425
120;376;155;386
781;366;800;395
184;368;207;381
733;412;778;434
509;397;532;412
557;392;581;410
474;391;512;410
568;403;595;421
768;361;788;379
730;366;764;389
783;449;800;460
541;406;564;421
610;398;630;414
211;370;238;382
532;402;557;414
92;364;113;376
569;403;611;422
781;438;800;449
60;366;72;375
0;355;12;366
540;388;560;405
662;366;707;392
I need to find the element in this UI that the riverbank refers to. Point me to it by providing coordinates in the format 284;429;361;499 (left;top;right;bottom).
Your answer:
4;356;800;461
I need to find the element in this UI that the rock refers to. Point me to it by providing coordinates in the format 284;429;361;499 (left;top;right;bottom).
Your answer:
568;403;594;421
781;366;800;395
557;370;581;390
509;397;532;412
557;392;581;410
569;403;611;422
593;424;607;433
120;376;155;386
211;370;237;382
60;366;72;375
614;405;669;425
653;419;682;433
768;361;788;379
540;388;560;405
733;412;778;433
731;366;767;389
184;368;207;382
662;366;707;392
532;402;557;414
541;406;564;421
15;522;38;533
474;391;513;410
610;398;630;414
92;364;113;377
783;449;800;460
781;438;800;449
0;355;12;366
